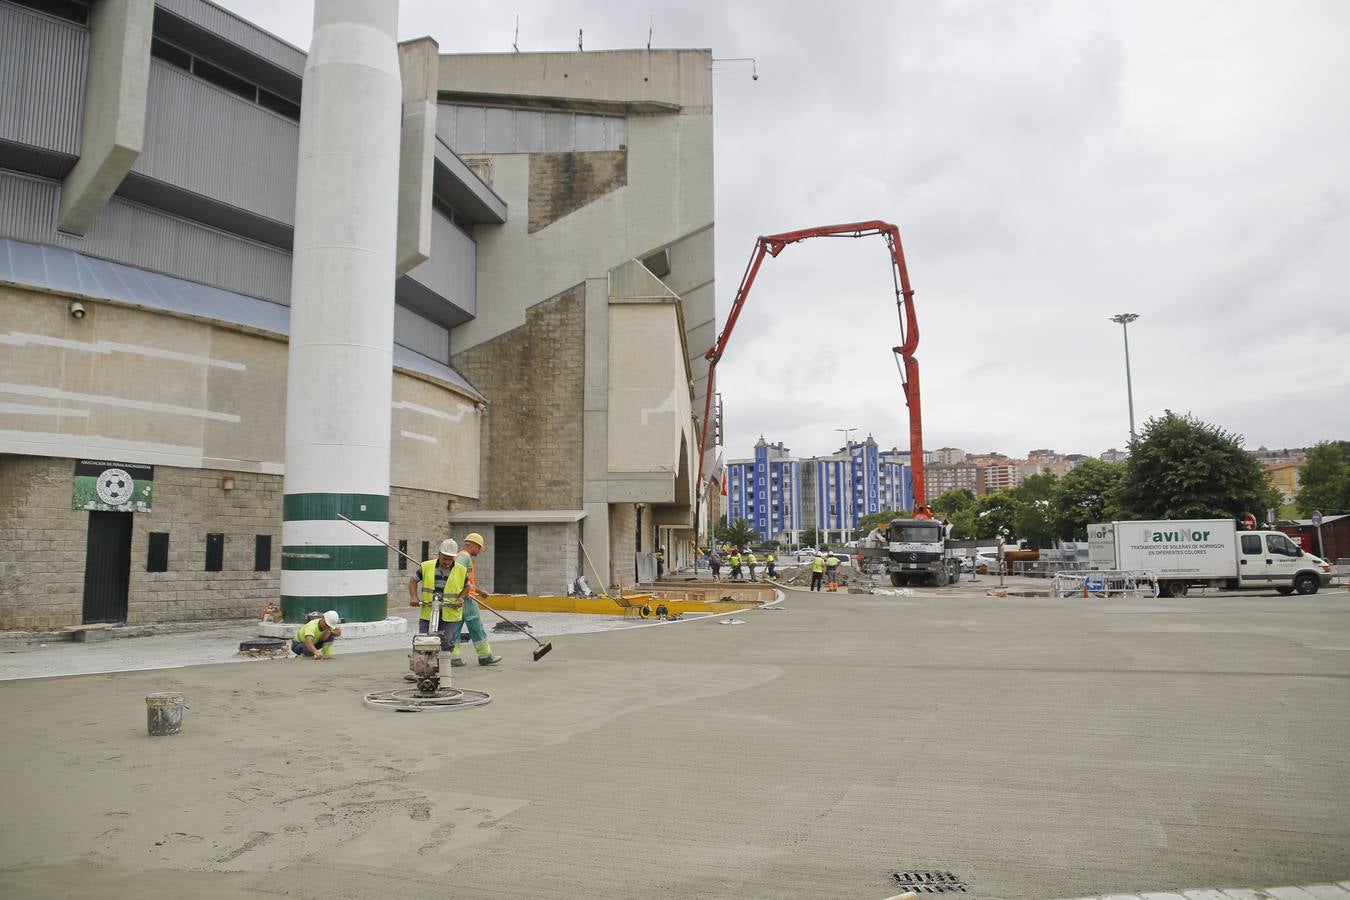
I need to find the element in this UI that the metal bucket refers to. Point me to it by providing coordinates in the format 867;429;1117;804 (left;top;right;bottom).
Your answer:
146;691;184;736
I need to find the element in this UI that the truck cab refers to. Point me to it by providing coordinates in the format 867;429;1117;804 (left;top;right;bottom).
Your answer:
1236;530;1333;595
885;518;961;587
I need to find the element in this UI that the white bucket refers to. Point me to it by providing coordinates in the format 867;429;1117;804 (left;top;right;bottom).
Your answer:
146;691;184;736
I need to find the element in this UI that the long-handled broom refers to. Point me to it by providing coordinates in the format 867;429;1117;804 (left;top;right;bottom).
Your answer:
336;514;554;661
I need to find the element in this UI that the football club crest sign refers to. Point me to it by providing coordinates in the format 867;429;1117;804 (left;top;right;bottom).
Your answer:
73;460;154;512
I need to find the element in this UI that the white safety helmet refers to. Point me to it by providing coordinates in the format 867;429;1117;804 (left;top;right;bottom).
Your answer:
438;538;458;556
322;610;341;628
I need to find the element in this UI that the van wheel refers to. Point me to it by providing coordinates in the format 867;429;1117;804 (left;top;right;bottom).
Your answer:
1274;586;1294;596
1164;581;1189;598
1293;573;1319;595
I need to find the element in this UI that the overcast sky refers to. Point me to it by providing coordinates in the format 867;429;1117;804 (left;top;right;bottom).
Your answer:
216;0;1350;462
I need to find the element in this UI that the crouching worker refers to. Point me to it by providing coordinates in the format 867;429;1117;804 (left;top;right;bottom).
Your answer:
293;610;341;659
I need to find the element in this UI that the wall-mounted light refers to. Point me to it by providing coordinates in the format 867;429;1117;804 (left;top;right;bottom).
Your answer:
222;475;235;491
69;301;86;319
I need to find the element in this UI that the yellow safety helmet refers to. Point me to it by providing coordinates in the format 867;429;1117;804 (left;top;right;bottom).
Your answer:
464;532;485;549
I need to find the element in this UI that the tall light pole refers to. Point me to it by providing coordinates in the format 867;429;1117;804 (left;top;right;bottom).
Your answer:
1110;313;1139;444
836;427;858;543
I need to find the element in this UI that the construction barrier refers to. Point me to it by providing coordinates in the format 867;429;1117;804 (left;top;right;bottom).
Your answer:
1052;570;1158;600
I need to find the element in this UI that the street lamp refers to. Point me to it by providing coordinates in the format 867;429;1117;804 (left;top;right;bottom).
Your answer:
1109;313;1139;443
835;427;858;544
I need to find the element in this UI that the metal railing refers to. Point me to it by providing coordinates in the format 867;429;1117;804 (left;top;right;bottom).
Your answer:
1052;570;1158;599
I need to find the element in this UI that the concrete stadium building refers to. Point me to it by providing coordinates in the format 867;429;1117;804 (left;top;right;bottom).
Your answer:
0;0;712;628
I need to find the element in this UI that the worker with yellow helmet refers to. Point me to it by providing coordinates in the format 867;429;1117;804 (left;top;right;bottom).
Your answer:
444;532;502;666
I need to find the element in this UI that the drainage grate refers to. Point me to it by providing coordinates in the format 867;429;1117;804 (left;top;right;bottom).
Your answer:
891;871;968;893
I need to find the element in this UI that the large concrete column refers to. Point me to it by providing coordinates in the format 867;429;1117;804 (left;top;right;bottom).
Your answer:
396;36;438;276
57;0;153;235
281;0;402;624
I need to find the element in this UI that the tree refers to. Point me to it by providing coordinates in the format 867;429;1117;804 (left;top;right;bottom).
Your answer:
933;489;975;514
799;527;820;548
974;491;1021;540
715;517;758;549
858;509;907;535
1119;410;1280;520
1052;458;1126;538
1295;442;1350;516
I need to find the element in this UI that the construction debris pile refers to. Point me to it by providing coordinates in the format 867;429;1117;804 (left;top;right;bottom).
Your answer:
770;563;866;590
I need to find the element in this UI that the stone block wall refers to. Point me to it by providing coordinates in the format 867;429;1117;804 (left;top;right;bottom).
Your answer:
528;150;627;233
0;455;91;629
608;502;637;591
0;454;465;628
527;522;579;596
127;466;282;624
451;286;585;511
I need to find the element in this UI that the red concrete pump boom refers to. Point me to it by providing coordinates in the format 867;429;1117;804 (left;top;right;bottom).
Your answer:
696;220;928;529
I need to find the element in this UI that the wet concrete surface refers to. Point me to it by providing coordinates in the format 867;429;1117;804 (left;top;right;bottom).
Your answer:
0;579;1346;898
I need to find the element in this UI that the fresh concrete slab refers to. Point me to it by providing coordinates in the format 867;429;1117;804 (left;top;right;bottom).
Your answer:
0;583;1346;899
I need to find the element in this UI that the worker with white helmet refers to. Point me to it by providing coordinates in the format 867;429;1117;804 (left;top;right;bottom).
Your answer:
444;532;502;666
292;610;342;659
407;538;465;656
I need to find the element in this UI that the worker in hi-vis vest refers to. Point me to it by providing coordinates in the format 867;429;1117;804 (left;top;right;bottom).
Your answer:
765;552;776;579
810;553;825;592
444;532;502;667
408;539;464;657
292;610;341;659
825;551;841;591
745;550;759;581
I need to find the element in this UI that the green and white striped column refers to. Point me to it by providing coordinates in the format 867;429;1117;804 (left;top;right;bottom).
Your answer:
280;0;401;624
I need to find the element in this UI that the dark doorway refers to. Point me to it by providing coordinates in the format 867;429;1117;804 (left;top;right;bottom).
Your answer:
83;511;132;623
494;526;528;594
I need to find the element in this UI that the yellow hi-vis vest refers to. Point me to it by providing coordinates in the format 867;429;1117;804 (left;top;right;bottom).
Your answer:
826;555;840;569
811;556;825;573
420;559;465;622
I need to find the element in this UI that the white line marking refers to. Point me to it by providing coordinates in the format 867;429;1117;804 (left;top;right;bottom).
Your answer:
1;383;240;422
393;399;470;423
0;332;246;369
399;430;438;444
639;387;678;426
0;402;89;417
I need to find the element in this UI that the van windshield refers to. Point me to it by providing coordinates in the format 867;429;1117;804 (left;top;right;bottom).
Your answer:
891;525;941;543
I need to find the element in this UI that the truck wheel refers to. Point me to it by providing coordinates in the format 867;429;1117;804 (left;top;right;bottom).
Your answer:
1164;581;1189;598
1274;586;1295;596
890;573;906;587
1294;573;1319;595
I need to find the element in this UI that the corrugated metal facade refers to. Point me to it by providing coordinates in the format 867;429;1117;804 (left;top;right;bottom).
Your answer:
154;0;305;75
0;170;291;304
394;304;451;364
407;211;476;318
134;61;298;227
0;4;87;156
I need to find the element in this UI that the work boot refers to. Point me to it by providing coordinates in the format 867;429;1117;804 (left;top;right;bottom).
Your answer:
450;656;466;667
478;654;503;666
403;672;416;682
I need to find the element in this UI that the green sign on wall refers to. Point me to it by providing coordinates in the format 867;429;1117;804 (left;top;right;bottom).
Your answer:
72;460;154;512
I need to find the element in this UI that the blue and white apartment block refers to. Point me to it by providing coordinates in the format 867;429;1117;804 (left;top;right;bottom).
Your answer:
727;435;913;544
726;438;802;543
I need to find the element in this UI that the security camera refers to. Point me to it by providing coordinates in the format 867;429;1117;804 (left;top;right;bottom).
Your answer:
752;73;758;81
69;302;86;319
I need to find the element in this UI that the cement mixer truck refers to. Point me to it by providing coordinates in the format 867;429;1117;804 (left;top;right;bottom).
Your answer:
879;517;962;587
